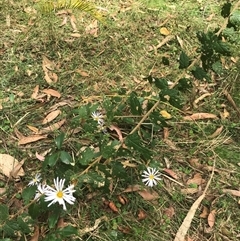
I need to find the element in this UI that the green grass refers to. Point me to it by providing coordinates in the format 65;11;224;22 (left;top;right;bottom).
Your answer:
0;0;240;240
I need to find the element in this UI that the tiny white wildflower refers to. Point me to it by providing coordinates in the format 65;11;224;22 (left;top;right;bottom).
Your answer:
44;177;76;210
34;183;49;201
142;167;161;187
91;111;104;124
28;173;41;186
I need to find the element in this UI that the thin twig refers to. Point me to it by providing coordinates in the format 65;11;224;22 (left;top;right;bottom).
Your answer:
129;100;160;135
161;174;184;187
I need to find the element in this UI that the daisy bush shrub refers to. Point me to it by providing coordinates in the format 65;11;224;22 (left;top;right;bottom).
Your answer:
0;1;238;240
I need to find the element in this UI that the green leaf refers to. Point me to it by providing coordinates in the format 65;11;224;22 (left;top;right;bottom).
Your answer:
125;133;152;160
129;92;142;115
191;66;209;81
101;140;120;159
213;41;231;56
154;78;168;90
112;162;126;178
175;78;192;91
3;220;19;237
57;226;78;237
28;203;42;220
78;148;97;165
159;88;182;109
179;51;190;69
22;186;36;204
48;209;61;229
212;61;223;75
55;132;65;149
43;152;60;168
60;151;72;165
162;56;170;65
17;216;31;234
221;2;231;18
0;204;9;223
149;112;168;127
230;10;240;27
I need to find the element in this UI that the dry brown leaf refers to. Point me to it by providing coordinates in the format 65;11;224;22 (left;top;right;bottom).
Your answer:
42;110;61;125
70;14;78;31
160;27;170;36
79;216;107;235
41;119;66;133
85;20;98;37
189;158;203;169
121;160;137;168
118;195;128;205
199;206;209;218
174;193;206;241
57;217;66;229
164;139;179;150
27;125;39;134
59;15;68;27
194;93;212;105
10;159;25;179
70;33;81;38
0;188;6;195
109;125;123;142
176;35;184;48
14;128;24;139
42;89;61;98
118;225;131;234
49;101;72;111
108;201;118;213
164;206;175;219
30;225;39;241
163;127;169;139
122;184;159;200
122;184;142;193
138;190;159;201
18;134;48;145
48;71;58;83
208;210;216;228
181;188;199;195
57;10;68;15
0;154;25;178
44;72;54;84
163;168;178;179
209;126;224;138
35;152;45;161
76;69;89;77
222;189;240;197
220;107;230;119
31;85;39;99
42;55;55;71
183;113;218;121
137;209;147;221
187;173;205;185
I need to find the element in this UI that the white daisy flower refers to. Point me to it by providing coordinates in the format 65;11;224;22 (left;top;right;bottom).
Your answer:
91;111;104;124
44;177;76;210
142;167;161;187
34;183;49;201
28;173;41;186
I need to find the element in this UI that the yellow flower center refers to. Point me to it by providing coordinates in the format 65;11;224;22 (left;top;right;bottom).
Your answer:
57;191;63;198
149;174;154;180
